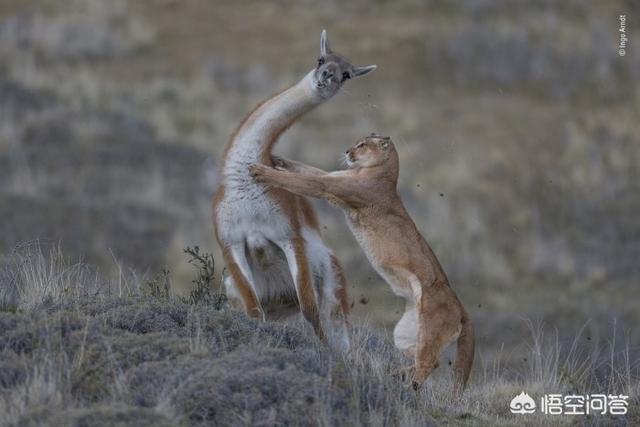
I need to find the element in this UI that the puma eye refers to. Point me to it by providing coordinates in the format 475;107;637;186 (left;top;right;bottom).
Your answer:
317;57;325;67
342;72;350;81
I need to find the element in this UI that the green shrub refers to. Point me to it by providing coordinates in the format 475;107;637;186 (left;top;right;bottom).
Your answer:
182;246;226;308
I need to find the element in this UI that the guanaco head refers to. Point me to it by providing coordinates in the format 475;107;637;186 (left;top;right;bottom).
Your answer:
345;134;398;171
313;30;376;99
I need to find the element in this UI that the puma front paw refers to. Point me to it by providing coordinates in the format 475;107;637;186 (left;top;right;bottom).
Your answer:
249;163;270;182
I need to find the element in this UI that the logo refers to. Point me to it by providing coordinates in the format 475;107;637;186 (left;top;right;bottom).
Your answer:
510;391;537;414
509;392;629;416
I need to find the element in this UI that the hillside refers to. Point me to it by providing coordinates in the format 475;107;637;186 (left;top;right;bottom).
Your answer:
1;246;638;426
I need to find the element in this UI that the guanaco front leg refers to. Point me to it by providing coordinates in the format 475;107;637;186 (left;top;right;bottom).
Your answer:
278;238;325;340
222;246;265;321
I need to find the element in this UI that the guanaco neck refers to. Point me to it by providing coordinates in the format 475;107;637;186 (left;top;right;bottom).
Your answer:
223;71;324;175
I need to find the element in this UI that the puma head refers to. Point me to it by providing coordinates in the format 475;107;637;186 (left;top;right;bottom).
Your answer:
345;134;395;169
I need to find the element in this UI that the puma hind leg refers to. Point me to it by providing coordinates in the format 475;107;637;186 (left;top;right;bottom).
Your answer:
412;285;465;390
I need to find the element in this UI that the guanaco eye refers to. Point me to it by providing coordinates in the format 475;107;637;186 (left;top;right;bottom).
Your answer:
317;57;325;67
342;71;350;81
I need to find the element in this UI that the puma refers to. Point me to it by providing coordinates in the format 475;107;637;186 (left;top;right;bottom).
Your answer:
250;135;475;393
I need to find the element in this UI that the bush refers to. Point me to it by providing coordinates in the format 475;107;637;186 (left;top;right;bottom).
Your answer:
103;300;188;335
172;348;328;425
17;404;174;427
0;350;27;389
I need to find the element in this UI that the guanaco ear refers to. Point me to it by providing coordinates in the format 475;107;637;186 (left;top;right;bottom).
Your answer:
320;29;331;56
352;65;377;78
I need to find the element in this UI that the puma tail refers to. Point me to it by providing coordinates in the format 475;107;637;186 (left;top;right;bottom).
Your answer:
453;310;475;396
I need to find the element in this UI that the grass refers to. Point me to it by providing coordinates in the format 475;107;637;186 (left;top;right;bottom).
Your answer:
0;245;637;426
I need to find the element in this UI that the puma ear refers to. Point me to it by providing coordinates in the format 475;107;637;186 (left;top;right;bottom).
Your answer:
352;65;377;78
320;29;331;56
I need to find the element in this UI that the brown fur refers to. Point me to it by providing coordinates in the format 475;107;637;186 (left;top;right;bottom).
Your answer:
250;136;475;393
330;254;351;319
221;246;261;317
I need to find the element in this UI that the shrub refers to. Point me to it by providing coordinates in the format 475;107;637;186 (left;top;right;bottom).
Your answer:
16;404;174;427
182;246;226;308
0;350;27;390
172;348;328;425
103;299;188;335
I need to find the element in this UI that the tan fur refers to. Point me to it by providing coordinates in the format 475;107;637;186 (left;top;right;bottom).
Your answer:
250;136;475;393
330;254;351;320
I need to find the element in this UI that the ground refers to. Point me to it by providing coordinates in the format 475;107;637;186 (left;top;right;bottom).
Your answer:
0;245;637;426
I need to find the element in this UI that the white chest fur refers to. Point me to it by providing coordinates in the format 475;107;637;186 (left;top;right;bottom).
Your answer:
216;171;293;247
216;72;322;248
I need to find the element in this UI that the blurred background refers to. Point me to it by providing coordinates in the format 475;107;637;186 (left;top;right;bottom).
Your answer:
1;0;638;362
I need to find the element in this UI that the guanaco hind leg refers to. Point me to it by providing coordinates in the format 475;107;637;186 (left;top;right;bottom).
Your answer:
327;254;350;350
330;254;350;319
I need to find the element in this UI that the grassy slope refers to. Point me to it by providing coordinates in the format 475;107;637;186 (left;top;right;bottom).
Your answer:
1;246;638;426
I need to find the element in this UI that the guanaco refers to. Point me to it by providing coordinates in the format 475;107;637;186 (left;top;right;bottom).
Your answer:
213;30;376;349
250;135;475;393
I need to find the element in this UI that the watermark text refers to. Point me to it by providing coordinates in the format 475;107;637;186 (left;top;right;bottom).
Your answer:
619;14;628;56
510;392;629;416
